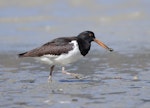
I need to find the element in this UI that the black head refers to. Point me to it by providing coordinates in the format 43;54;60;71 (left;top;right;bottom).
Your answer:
77;31;95;42
77;31;113;52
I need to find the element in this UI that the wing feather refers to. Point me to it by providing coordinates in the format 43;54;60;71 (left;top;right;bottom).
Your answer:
18;37;77;57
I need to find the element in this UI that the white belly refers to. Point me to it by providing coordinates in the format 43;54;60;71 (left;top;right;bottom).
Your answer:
35;41;83;66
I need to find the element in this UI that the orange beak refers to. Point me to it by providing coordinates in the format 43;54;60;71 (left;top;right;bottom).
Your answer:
94;38;113;52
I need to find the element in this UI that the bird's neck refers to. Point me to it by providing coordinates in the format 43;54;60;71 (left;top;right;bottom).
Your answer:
77;38;91;56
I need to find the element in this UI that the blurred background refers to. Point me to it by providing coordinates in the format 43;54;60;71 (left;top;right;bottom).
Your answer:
0;0;149;53
0;0;150;108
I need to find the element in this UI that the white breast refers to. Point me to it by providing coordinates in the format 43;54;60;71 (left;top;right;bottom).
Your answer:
35;41;83;66
55;40;83;65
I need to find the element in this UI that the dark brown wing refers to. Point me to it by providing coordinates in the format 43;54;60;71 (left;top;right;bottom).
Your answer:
18;37;77;57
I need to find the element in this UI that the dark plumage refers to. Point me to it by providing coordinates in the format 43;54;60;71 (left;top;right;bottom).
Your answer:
18;31;113;81
18;37;76;57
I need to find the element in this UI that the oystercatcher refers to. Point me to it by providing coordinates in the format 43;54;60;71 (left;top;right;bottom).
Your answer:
18;31;113;81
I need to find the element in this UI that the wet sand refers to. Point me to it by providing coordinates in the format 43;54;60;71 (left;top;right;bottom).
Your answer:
0;0;150;108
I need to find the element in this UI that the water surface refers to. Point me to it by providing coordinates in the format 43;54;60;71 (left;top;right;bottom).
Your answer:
0;0;150;108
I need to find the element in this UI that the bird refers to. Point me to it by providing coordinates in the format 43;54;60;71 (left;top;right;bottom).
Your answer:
18;31;113;81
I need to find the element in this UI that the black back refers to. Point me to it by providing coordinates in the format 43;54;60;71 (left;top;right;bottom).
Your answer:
19;37;77;57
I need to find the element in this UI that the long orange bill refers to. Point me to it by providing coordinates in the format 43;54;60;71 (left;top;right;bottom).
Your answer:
94;38;113;52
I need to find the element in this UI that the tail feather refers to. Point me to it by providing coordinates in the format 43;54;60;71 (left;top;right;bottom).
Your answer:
18;52;27;57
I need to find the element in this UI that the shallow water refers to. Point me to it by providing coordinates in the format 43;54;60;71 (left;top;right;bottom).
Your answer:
0;0;150;108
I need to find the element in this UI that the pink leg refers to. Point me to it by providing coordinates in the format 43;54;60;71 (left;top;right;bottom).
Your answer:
62;67;82;79
48;65;55;82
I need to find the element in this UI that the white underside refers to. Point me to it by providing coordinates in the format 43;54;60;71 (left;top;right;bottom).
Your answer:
35;41;83;66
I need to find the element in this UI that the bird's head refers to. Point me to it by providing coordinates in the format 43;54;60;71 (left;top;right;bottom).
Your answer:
78;31;113;52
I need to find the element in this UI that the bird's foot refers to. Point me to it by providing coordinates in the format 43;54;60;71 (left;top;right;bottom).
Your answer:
48;75;52;82
62;71;82;79
70;73;83;79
